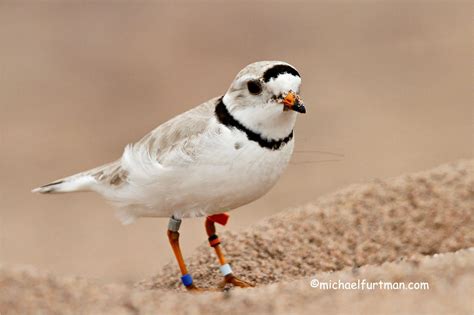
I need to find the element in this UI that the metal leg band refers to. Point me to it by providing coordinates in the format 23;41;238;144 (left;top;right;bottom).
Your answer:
168;216;182;232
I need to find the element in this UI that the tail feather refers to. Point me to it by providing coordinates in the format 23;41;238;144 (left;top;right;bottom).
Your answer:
32;174;97;194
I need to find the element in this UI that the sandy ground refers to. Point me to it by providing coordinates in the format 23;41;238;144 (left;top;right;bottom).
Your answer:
0;1;473;283
1;160;473;314
0;2;472;313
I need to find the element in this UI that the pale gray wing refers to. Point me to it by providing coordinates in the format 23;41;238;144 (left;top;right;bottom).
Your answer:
93;97;220;186
136;96;219;162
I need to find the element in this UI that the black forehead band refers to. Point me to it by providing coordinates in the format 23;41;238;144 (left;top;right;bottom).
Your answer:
262;64;300;82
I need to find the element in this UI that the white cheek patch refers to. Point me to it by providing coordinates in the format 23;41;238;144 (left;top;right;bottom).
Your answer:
266;73;301;96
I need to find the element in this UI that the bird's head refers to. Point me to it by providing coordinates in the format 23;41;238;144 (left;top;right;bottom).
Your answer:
222;61;305;139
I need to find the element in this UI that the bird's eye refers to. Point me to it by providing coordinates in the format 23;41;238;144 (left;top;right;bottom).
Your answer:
247;80;263;95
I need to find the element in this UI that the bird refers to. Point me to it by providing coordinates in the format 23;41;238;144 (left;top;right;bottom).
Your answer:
32;61;306;291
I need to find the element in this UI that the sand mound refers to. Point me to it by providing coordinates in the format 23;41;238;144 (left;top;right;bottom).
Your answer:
1;160;473;314
141;159;474;290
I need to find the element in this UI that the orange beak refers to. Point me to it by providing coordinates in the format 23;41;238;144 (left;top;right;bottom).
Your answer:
282;91;306;113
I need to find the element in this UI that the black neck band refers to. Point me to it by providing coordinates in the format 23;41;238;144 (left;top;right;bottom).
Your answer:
215;98;293;150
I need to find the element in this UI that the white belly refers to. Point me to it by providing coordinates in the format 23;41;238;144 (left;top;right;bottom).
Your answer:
110;127;294;221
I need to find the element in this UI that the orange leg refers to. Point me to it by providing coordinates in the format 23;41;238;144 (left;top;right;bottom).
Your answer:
205;215;254;288
167;216;210;291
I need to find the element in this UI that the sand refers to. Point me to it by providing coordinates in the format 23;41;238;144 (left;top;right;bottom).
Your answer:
1;160;473;314
1;1;472;283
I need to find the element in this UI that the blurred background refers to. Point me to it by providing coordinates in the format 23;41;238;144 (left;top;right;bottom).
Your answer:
0;1;472;283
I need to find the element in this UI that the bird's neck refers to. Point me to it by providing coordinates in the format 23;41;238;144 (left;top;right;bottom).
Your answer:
217;96;297;142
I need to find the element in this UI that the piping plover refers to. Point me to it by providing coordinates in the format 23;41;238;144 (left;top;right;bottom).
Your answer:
33;61;306;290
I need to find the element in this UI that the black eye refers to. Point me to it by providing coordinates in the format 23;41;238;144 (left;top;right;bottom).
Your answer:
247;80;262;95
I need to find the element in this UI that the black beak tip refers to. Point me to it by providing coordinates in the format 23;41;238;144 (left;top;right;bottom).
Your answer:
294;104;306;114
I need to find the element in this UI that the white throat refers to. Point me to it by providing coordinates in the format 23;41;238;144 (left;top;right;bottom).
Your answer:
223;94;297;140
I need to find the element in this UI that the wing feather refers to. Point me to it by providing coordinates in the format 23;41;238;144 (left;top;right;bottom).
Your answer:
137;97;219;163
100;97;220;188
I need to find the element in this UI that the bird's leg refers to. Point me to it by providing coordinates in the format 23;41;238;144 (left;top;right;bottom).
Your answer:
205;214;254;288
167;216;203;291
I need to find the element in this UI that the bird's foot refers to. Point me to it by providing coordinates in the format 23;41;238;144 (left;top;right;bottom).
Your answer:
219;274;254;289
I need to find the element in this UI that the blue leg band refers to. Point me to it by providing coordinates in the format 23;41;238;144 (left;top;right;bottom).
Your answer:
181;274;193;287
